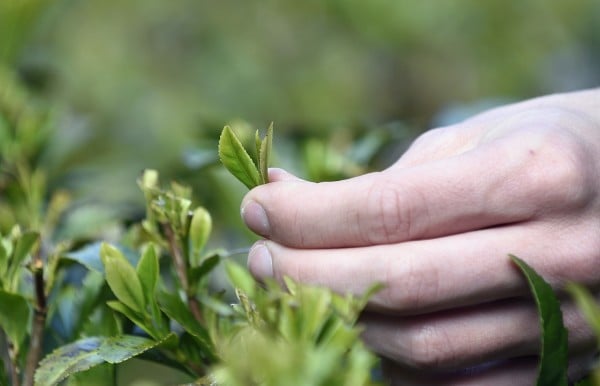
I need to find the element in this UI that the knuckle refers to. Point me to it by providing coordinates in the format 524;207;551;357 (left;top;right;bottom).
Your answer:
521;128;593;209
363;176;418;244
404;323;453;370
381;254;440;312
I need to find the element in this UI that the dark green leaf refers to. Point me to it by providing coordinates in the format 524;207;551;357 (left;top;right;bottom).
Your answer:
101;243;145;313
188;254;220;287
218;125;261;189
0;290;30;347
35;335;172;386
106;301;156;339
65;363;115;386
157;291;211;344
34;337;105;386
0;242;7;278
9;231;38;278
511;255;568;386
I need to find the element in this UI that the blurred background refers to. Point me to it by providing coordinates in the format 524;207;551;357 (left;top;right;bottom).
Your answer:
2;0;600;247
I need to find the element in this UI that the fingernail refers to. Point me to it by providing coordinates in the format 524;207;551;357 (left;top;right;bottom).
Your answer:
241;200;270;237
248;242;273;279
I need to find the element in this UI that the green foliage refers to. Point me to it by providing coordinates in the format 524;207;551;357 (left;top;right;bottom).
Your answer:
218;126;263;189
101;243;146;314
26;167;378;385
0;23;600;380
510;255;569;386
0;291;30;351
34;334;174;386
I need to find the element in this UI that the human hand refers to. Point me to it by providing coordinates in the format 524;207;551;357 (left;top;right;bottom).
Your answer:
241;89;600;385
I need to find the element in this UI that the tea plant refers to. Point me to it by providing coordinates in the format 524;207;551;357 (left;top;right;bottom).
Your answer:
0;69;598;385
0;78;381;386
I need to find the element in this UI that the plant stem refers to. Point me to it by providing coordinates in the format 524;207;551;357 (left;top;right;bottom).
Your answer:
161;223;204;323
22;252;46;386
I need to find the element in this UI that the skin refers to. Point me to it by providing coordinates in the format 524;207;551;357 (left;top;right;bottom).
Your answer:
241;89;600;385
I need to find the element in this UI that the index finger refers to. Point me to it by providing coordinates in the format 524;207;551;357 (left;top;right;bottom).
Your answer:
241;132;580;249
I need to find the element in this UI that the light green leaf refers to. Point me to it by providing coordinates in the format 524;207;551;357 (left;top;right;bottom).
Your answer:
0;290;30;347
259;122;273;184
189;207;212;267
101;243;145;313
218;125;261;189
225;261;256;298
136;244;159;301
98;334;174;364
254;129;262;165
511;255;568;386
567;283;600;346
139;169;159;190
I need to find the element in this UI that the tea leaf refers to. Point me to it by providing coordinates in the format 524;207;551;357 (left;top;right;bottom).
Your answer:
64;363;114;386
34;335;172;386
136;244;159;301
101;243;145;313
258;122;273;184
511;255;568;386
157;291;212;345
106;301;157;339
567;283;600;347
98;334;174;364
0;290;30;348
189;207;212;267
225;261;256;298
218;125;261;189
9;230;39;279
188;254;220;287
34;337;105;386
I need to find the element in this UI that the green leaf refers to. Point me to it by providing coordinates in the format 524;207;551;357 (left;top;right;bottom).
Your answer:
218;125;261;189
258;122;273;184
188;254;220;288
139;169;159;190
106;301;156;339
100;243;145;313
65;363;114;386
98;334;174;364
35;335;172;386
34;337;105;386
157;291;211;343
225;261;256;298
8;231;39;279
189;207;212;267
136;244;159;301
63;242;138;274
0;242;7;278
567;283;600;347
0;290;30;347
510;255;568;386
